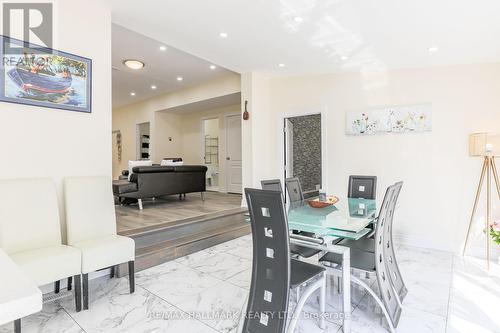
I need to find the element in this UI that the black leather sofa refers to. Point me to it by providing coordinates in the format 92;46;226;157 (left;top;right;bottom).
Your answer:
113;165;208;209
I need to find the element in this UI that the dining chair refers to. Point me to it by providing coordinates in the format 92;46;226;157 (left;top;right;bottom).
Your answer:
285;177;304;206
261;179;320;259
348;175;377;200
345;175;378;240
336;182;407;303
240;188;326;333
64;176;135;310
261;179;283;192
0;178;82;319
319;183;405;332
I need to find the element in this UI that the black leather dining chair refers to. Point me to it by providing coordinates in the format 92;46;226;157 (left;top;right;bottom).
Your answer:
339;181;402;257
261;179;283;192
285;177;304;205
262;179;320;259
348;175;377;200
319;182;407;332
239;188;326;333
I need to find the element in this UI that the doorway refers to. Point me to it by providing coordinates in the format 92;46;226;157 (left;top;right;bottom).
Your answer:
225;114;242;194
202;118;220;192
112;130;122;179
136;122;150;160
284;114;322;198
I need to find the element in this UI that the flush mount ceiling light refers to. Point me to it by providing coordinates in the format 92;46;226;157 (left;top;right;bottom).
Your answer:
151;85;157;90
341;55;349;61
176;76;183;81
159;45;167;51
428;46;439;53
130;92;136;96
293;16;304;23
219;32;228;38
210;64;217;70
123;59;145;70
278;63;285;68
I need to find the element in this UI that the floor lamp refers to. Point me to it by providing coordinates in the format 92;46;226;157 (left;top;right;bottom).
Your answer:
462;133;500;269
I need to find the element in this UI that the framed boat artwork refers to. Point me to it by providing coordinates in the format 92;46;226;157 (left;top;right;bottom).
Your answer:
0;35;91;113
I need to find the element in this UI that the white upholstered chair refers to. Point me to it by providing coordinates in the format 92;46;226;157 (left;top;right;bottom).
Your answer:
0;178;82;314
64;176;135;310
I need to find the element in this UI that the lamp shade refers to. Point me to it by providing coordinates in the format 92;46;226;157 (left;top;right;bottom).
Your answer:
469;133;500;157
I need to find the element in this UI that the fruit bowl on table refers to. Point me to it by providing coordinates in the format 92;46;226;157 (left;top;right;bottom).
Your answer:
307;196;339;208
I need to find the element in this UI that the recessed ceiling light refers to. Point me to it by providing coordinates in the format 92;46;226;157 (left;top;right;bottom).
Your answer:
151;85;157;90
130;92;136;96
341;56;349;61
210;65;217;70
159;45;167;51
293;16;304;23
219;32;228;38
123;59;145;70
278;63;285;68
428;46;439;53
177;76;183;81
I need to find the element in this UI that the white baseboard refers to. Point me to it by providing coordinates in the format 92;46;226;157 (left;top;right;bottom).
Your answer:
39;268;112;295
463;244;500;261
393;232;500;260
393;232;454;253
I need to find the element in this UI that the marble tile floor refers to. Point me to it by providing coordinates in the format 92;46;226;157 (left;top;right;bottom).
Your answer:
1;235;499;333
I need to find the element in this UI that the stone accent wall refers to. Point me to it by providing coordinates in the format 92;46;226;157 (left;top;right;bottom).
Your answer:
288;114;322;192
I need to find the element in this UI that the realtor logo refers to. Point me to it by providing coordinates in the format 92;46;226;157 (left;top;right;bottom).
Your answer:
2;2;53;52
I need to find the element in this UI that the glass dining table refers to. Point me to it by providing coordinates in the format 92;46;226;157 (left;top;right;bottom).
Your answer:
287;197;377;333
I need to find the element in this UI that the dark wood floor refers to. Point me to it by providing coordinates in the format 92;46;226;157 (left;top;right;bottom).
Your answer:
115;192;242;233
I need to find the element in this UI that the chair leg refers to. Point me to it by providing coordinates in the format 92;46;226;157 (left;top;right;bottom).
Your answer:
14;319;21;333
201;192;205;201
82;273;89;310
287;278;324;333
138;199;143;210
54;280;60;294
67;276;73;291
74;275;82;312
128;261;135;294
319;272;326;329
351;275;396;333
179;193;182;200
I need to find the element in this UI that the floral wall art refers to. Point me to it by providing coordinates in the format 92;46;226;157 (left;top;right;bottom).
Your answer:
346;104;432;135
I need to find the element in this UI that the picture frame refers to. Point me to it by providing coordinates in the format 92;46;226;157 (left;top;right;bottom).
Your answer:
345;104;432;135
0;35;92;113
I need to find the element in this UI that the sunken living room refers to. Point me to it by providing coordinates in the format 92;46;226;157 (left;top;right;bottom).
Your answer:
110;24;246;275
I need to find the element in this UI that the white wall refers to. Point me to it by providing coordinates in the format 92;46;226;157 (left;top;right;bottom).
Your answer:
240;72;274;193
242;63;500;254
153;111;183;161
0;0;111;233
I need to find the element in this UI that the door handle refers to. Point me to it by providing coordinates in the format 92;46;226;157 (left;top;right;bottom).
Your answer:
226;157;230;160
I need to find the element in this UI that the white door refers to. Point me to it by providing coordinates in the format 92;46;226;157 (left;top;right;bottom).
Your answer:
225;114;242;194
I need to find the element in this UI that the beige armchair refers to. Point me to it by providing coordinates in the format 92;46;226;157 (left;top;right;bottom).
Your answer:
64;176;135;310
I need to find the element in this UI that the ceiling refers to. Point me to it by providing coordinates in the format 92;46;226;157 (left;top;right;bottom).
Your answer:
112;24;235;108
104;0;500;77
162;93;241;114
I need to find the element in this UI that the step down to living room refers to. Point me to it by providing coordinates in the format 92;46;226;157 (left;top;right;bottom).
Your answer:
114;193;250;277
